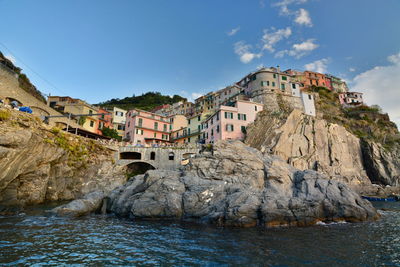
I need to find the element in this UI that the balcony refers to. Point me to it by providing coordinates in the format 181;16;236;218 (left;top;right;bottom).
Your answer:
171;129;202;141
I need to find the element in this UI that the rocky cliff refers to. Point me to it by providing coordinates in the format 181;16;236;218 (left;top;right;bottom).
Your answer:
245;88;400;190
0;108;127;208
105;141;378;227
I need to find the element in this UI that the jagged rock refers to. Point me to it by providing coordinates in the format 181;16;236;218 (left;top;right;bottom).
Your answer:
50;191;104;217
245;109;400;189
0;109;127;206
107;141;378;227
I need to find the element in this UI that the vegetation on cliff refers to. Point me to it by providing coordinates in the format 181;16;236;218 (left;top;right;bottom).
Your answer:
98;92;186;111
0;107;111;168
311;87;400;149
0;51;46;104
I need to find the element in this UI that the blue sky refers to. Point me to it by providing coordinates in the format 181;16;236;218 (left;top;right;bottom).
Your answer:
1;0;400;122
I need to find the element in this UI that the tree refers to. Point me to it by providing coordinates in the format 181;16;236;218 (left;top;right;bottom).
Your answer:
101;127;122;141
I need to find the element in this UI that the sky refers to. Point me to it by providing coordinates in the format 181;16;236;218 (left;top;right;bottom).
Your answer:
0;0;399;124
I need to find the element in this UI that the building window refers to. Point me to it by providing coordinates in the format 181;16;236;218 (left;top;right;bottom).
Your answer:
241;126;246;134
169;152;175;160
216;112;219;121
255;106;258;111
273;74;277;78
292;83;296;89
282;76;287;81
188;137;191;142
154;122;158;130
217;125;220;133
188;119;191;125
150;152;156;160
198;125;201;132
90;121;94;127
211;118;213;125
272;82;276;87
224;112;233;119
211;129;214;136
154;132;157;138
226;124;234;132
188;128;191;134
281;83;285;90
252;75;257;81
308;94;312;100
128;121;130;128
89;110;93;115
138;118;143;127
164;124;167;132
198;116;201;121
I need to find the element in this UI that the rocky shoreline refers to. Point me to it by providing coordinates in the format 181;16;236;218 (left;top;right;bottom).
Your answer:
52;141;380;227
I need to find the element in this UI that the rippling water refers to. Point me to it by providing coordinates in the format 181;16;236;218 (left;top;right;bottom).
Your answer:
0;202;399;266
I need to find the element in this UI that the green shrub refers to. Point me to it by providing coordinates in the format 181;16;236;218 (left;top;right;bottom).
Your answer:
0;110;11;121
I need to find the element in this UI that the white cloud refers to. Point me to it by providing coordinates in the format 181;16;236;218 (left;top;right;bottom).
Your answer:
353;52;400;127
227;27;240;36
295;8;312;27
191;92;203;101
4;54;16;64
275;39;319;58
349;67;356;72
274;0;308;16
304;58;330;73
262;27;292;52
234;41;262;64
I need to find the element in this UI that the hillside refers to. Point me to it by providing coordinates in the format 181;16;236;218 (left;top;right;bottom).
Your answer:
98;92;187;111
0;51;46;103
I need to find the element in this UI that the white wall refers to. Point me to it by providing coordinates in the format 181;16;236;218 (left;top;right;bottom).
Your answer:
301;93;316;117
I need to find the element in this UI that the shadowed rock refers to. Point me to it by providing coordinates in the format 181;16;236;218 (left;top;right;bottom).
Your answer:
106;141;379;227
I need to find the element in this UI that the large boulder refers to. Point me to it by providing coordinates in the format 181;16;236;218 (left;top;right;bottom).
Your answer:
107;141;379;227
50;191;105;217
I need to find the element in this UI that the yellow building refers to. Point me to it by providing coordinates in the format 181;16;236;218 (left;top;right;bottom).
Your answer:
48;96;100;134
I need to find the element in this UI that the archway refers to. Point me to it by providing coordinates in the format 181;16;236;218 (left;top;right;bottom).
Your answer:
4;97;23;106
120;152;142;160
168;152;175;160
126;161;155;177
30;106;50;116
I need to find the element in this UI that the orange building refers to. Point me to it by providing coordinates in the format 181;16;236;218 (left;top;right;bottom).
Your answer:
97;108;113;135
303;71;328;89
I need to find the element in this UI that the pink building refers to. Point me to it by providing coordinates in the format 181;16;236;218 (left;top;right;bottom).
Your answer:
202;100;263;144
124;109;171;144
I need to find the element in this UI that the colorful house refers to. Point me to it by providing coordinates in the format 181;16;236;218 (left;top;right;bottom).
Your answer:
108;107;127;138
201;100;263;144
303;71;328;89
47;96;100;134
97;108;113;135
124;109;171;144
339;92;363;106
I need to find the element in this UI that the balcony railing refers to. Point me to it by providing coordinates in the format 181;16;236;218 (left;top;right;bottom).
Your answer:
171;129;202;140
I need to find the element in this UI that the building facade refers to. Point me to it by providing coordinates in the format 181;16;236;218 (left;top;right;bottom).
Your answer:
339;92;364;106
124;109;171;144
202;100;263;144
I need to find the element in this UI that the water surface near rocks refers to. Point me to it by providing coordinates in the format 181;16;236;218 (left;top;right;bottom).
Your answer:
0;202;399;266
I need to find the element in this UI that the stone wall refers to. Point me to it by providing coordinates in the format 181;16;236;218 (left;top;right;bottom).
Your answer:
0;64;80;128
117;146;200;170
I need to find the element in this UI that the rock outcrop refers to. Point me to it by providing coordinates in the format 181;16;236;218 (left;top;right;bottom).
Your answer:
107;141;378;227
245;109;400;189
0;109;127;207
50;191;105;217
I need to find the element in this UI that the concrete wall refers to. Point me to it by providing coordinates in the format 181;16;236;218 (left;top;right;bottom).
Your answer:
0;64;81;128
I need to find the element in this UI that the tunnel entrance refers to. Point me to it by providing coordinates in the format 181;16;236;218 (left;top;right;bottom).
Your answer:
126;162;155;178
120;152;142;160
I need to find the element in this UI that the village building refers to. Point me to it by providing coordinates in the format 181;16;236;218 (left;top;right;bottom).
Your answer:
325;74;349;93
47;96;100;134
201;100;263;144
339;92;364;107
124;109;171;144
96;108;113;135
237;67;301;104
106;107;127;138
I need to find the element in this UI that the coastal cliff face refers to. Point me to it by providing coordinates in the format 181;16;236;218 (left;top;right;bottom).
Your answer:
245;90;400;189
106;141;378;227
0;108;126;207
245;109;370;187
